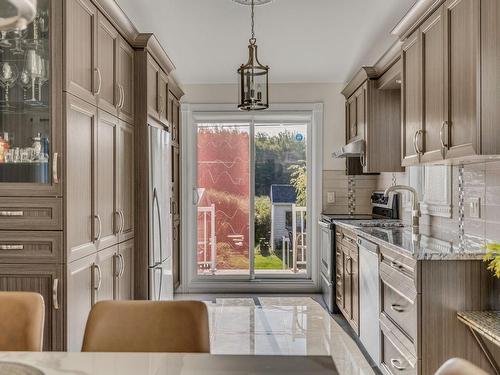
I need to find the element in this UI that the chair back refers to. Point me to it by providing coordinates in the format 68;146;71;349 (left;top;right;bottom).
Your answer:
0;292;45;351
82;300;210;353
434;358;489;375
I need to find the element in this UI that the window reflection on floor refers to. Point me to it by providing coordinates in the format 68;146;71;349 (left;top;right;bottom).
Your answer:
203;297;375;375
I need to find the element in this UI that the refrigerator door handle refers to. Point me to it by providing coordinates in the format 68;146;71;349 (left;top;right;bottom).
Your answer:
192;187;199;205
153;188;164;262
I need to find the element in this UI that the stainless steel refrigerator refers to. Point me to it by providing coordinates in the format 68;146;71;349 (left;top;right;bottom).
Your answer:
148;125;173;301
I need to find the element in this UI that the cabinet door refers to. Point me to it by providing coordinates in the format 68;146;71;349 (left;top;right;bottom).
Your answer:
421;7;446;163
96;246;116;302
117;120;134;242
401;29;423;166
158;71;169;124
342;247;352;319
96;111;118;251
172;145;180;219
96;12;119;115
350;253;359;333
66;95;97;263
0;264;64;351
147;55;160;119
117;37;135;124
65;0;98;105
335;243;344;310
444;0;480;158
355;85;366;143
172;219;180;289
67;253;95;351
172;96;180;145
117;239;134;300
347;95;357;142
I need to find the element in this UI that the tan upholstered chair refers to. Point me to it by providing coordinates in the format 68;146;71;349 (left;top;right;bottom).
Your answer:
0;292;45;351
434;358;489;375
82;300;210;353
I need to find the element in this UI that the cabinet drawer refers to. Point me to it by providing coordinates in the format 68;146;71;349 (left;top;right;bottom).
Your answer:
380;261;418;302
382;280;417;341
380;315;417;375
0;231;63;263
0;198;62;230
380;244;416;277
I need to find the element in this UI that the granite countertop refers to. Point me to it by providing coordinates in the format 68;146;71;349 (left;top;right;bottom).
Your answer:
332;220;487;260
457;311;500;347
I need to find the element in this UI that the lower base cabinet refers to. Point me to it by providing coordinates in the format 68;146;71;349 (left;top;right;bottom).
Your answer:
67;239;134;351
0;264;64;351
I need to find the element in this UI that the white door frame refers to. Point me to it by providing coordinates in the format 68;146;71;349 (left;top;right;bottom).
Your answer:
180;103;323;293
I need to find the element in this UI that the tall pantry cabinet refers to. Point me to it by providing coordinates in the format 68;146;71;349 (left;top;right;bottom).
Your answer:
0;0;136;351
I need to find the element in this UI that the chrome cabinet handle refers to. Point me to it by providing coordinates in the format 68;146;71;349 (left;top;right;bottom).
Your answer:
0;244;24;250
120;85;125;109
118;253;125;278
52;152;59;184
94;215;102;241
114;211;120;235
360;153;366;168
413;129;424;155
93;263;102;291
390;358;407;371
113;254;120;278
52;278;59;310
119;209;125;233
346;257;353;275
440;121;449;150
390;303;405;313
391;260;403;270
117;84;124;109
0;211;23;217
95;68;102;95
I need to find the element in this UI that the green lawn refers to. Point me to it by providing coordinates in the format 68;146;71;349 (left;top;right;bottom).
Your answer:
254;254;283;269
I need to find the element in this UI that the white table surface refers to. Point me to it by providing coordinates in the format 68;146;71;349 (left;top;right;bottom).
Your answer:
0;352;338;375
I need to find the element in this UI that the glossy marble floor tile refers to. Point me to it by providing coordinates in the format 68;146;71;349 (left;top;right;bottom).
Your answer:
203;296;376;375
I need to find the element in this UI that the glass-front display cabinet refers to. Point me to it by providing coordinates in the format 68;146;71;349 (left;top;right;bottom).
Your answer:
0;0;62;196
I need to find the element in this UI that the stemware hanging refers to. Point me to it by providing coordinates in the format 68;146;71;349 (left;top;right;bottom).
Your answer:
23;48;41;104
0;61;19;109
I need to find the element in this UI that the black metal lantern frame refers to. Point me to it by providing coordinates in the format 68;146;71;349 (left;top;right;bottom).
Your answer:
237;0;269;111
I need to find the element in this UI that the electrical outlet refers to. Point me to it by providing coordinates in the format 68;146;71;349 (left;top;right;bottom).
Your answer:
470;197;481;218
327;192;336;204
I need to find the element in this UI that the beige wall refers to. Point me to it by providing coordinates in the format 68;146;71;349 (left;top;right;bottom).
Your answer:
182;83;346;171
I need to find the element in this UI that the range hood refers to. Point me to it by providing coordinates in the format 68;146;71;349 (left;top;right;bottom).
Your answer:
332;139;365;158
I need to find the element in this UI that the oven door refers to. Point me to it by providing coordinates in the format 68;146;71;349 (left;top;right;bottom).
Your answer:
319;220;333;280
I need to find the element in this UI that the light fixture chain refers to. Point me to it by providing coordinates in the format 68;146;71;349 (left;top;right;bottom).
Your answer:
250;0;255;43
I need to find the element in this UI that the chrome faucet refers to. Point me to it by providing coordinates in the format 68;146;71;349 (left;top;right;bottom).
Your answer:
384;185;420;227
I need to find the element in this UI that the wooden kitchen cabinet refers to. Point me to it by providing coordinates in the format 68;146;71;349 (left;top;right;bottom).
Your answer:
146;54;160;120
117;37;135;124
342;69;402;173
67;252;95;351
96;12;119;115
420;6;446;163
335;227;359;334
116;239;135;300
65;95;98;263
399;0;500;164
117;120;135;243
158;71;169;124
95;245;116;302
0;264;64;351
401;29;422;167
65;0;98;105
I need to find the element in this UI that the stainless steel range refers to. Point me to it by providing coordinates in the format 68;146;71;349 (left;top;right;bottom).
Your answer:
319;191;399;313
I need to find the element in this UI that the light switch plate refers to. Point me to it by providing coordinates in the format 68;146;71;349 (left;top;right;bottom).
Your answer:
470;197;481;218
327;192;336;204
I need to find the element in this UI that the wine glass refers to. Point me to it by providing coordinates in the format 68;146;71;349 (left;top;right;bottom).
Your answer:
0;62;19;110
11;28;26;55
24;49;41;104
0;31;11;48
37;58;48;102
19;68;31;101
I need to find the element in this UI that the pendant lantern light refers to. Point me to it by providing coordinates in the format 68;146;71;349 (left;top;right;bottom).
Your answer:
236;0;270;111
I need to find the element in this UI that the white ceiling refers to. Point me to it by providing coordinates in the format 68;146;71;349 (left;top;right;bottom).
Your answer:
116;0;416;84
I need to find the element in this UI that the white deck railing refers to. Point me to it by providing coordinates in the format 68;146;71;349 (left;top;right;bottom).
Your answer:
197;204;216;274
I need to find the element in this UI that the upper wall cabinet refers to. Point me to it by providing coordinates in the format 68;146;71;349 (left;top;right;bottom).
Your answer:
64;0;98;105
399;0;500;165
65;0;134;124
340;68;403;174
0;0;63;196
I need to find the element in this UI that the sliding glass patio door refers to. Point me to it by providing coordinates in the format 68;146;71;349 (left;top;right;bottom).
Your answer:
194;118;310;280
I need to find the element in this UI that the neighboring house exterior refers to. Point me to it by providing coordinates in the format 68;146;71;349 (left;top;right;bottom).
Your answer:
270;184;297;250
